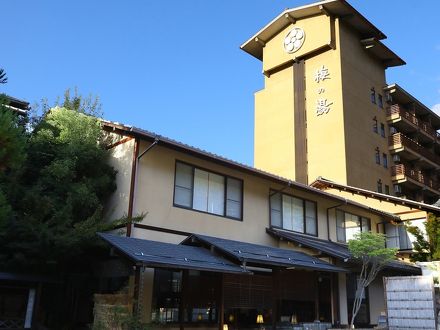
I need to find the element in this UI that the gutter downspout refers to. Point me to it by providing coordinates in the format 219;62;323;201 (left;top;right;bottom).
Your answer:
326;200;347;241
127;137;159;237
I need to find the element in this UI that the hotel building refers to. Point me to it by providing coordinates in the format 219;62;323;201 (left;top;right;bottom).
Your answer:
94;1;440;329
244;0;440;204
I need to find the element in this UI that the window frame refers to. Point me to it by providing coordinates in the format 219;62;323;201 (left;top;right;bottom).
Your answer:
382;153;388;168
336;209;371;243
173;160;244;221
375;148;380;164
269;190;318;237
373;117;378;133
370;88;376;104
380;123;386;138
378;94;383;108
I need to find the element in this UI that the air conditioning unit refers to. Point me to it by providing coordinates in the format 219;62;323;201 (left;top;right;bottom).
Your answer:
393;154;401;163
394;185;402;194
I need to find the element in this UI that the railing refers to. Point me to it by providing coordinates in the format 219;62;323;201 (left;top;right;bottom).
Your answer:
0;318;24;329
387;104;438;139
389;133;440;165
391;164;440;191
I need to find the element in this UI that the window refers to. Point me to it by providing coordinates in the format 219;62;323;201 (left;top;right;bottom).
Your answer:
373;117;378;133
377;179;383;193
174;161;243;220
270;191;317;236
382;153;388;168
375;148;380;164
370;88;376;104
385;223;412;250
336;210;370;243
384;185;390;195
380;123;385;137
378;94;383;108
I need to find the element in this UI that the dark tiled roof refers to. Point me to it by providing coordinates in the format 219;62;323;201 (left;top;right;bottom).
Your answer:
98;233;250;274
311;177;440;214
183;234;346;273
266;228;421;274
266;227;351;259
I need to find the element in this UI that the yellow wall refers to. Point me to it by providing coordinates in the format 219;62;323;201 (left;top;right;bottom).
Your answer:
254;67;295;179
305;18;347;185
254;13;395;193
338;22;393;192
262;15;332;73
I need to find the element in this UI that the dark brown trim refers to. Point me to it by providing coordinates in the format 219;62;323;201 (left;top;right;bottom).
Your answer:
105;136;133;150
127;138;140;237
293;59;308;184
133;223;191;237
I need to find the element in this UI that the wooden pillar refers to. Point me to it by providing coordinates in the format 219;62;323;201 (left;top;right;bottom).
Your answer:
179;270;187;330
272;269;279;330
219;273;224;330
133;266;141;315
331;272;340;325
315;273;320;321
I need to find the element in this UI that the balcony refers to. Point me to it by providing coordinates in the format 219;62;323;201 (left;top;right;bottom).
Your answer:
391;164;440;195
387;104;438;143
389;133;440;169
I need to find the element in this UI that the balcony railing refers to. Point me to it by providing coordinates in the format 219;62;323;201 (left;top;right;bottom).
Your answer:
389;133;440;166
391;164;440;191
387;104;438;139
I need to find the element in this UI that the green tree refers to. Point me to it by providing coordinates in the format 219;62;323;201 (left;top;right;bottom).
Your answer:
348;232;397;328
407;213;440;262
0;92;27;246
1;106;117;272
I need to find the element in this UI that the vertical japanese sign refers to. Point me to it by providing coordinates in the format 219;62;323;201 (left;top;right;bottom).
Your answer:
314;65;333;116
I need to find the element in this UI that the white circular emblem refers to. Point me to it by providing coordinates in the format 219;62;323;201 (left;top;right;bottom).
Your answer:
283;27;305;53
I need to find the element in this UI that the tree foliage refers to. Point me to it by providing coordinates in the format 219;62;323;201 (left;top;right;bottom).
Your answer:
348;232;397;328
0;94;118;273
407;213;440;262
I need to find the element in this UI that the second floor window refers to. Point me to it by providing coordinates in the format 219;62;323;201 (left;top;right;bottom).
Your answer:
270;192;317;236
174;161;243;220
385;223;412;250
336;210;370;243
377;179;383;193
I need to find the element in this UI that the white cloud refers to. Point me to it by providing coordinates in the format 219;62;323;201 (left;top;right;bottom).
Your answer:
432;104;440;116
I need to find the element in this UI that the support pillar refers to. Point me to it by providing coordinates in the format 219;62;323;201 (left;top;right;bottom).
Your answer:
338;273;348;326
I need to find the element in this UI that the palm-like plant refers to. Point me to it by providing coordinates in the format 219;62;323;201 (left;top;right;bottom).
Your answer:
0;68;7;84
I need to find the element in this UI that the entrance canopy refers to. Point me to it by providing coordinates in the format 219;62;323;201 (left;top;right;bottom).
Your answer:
99;232;346;274
182;234;346;272
266;227;421;274
98;233;249;274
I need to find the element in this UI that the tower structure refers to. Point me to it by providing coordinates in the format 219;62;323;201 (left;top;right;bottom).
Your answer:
242;0;440;203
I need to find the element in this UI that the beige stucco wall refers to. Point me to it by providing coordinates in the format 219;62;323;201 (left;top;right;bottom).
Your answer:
104;134;135;222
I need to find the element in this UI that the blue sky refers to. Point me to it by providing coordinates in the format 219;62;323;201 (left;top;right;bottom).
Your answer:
2;0;440;166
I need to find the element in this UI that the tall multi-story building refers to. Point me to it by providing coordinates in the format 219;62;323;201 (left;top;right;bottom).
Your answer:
244;0;440;203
